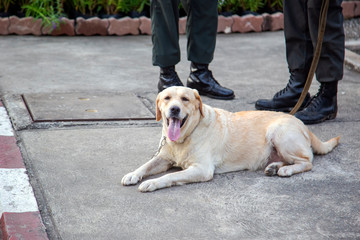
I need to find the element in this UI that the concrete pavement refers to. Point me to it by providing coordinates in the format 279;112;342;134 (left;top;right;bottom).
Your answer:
0;32;360;239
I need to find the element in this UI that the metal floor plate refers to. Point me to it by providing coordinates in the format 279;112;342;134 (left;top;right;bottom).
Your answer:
22;93;155;122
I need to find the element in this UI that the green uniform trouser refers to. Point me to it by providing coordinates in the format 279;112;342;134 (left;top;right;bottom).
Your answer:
151;0;218;68
284;0;344;83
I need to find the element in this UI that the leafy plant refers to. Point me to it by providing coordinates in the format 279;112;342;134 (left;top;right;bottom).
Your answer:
17;0;31;14
244;0;264;12
99;0;117;15
218;0;282;14
22;0;64;31
3;0;283;21
116;0;149;14
266;0;282;11
85;0;101;16
135;0;149;13
0;0;15;13
70;0;87;15
218;0;243;13
67;0;103;16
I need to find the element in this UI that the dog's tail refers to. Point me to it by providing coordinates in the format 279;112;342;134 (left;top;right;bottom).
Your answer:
309;131;340;155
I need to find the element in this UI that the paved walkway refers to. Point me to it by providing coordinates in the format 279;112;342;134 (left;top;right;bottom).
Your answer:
0;32;360;239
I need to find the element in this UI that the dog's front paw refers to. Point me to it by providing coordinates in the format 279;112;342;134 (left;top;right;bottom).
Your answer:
138;179;163;192
121;172;143;186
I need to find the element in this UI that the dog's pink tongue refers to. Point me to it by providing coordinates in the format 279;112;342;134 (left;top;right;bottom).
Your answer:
167;118;181;142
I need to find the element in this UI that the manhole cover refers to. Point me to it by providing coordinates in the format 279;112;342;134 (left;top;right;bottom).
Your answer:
22;93;155;122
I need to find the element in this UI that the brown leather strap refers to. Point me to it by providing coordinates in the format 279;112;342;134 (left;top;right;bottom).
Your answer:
290;0;330;115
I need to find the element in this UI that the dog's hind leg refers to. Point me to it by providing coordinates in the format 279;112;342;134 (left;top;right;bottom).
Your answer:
270;130;314;177
265;162;285;176
265;146;286;176
277;157;313;177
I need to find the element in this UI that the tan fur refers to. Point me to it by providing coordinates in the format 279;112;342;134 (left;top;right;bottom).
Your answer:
309;131;340;155
122;87;340;192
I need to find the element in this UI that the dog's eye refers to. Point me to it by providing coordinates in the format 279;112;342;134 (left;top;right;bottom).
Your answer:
181;97;189;102
164;96;171;100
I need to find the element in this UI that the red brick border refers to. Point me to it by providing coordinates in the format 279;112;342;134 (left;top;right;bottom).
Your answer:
0;13;280;36
0;136;25;168
1;212;48;240
342;1;356;19
8;16;42;36
0;100;49;240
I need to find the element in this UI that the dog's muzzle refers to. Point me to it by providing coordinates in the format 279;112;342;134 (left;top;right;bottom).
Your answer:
166;106;188;142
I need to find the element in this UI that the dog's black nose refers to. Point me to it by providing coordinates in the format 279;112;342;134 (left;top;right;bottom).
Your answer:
170;106;180;116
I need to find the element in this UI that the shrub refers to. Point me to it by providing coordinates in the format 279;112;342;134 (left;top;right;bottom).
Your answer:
0;0;14;13
22;0;64;31
218;0;282;14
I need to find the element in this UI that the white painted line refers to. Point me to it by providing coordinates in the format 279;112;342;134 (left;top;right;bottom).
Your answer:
0;168;39;215
0;107;14;136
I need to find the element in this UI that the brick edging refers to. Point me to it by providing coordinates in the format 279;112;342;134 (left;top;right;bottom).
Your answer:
0;101;49;240
0;1;358;36
0;13;285;36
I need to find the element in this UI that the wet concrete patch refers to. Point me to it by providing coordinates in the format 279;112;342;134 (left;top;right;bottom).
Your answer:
22;93;155;122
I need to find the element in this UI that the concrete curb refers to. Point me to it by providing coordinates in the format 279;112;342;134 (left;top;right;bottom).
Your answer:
0;101;48;240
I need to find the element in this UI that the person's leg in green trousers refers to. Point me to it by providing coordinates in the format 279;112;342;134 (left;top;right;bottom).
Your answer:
151;0;234;100
294;0;344;124
255;0;344;124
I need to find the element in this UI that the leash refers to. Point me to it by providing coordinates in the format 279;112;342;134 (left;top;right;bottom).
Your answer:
289;0;330;115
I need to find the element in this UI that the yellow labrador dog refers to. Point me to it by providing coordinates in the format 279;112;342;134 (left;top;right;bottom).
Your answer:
122;86;340;192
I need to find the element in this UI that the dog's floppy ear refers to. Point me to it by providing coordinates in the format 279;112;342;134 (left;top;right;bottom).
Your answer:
193;89;204;117
156;93;162;121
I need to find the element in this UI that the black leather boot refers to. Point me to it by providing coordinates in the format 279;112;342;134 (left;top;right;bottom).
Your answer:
255;70;311;112
158;66;183;92
186;63;235;100
295;81;338;124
